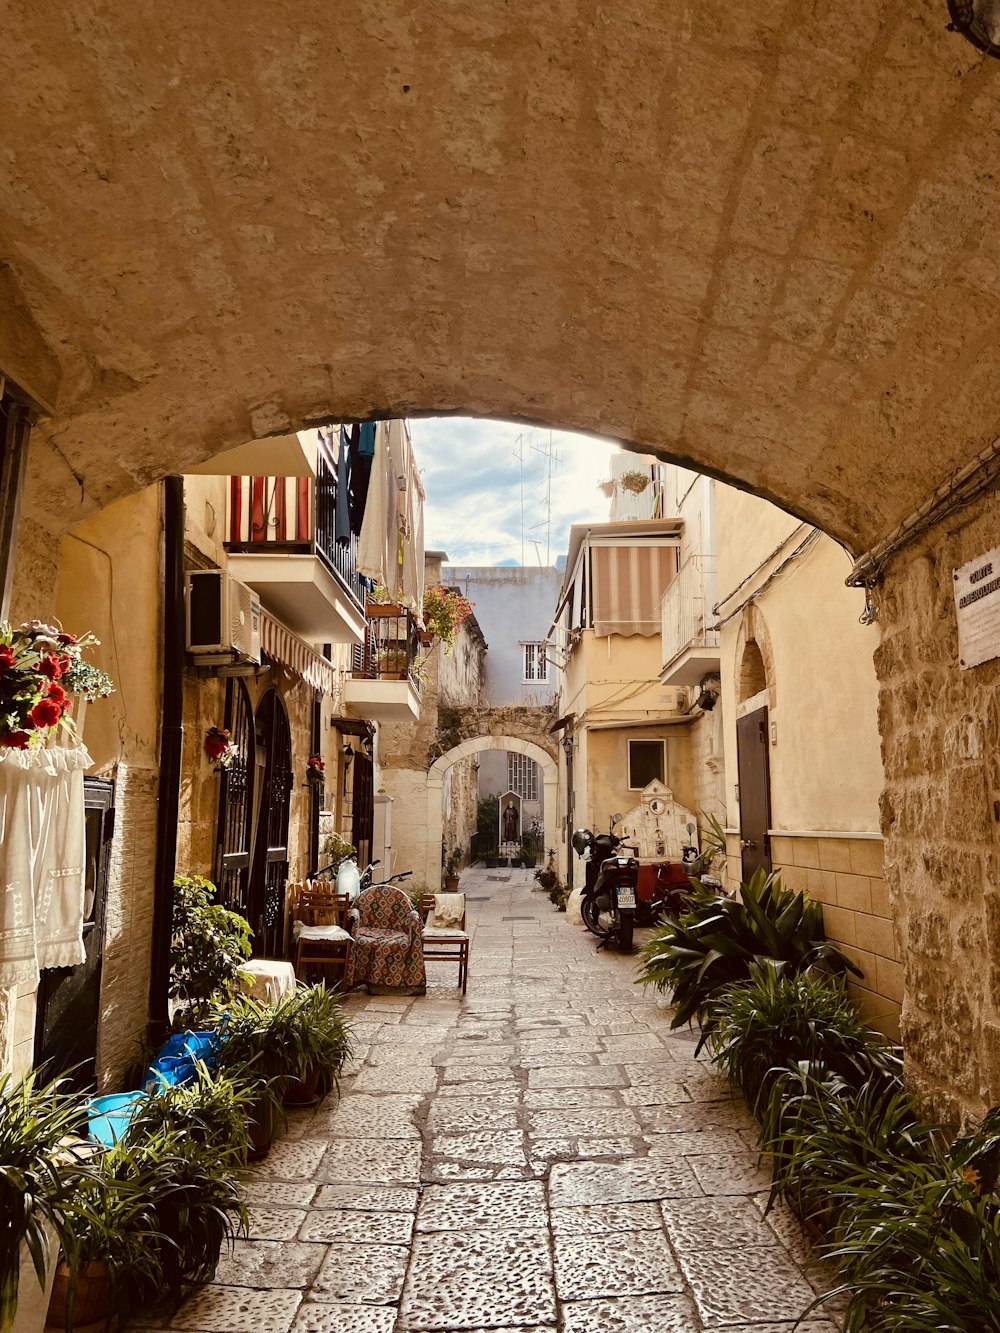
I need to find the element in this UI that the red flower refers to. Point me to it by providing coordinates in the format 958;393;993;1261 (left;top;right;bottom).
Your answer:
0;646;15;673
46;682;67;704
0;731;31;749
57;633;78;646
30;697;64;728
39;655;64;680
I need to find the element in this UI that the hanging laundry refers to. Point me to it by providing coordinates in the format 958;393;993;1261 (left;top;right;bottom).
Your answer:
335;424;353;546
350;422;373;535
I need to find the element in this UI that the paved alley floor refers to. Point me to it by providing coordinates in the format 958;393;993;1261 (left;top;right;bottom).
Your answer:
155;869;841;1333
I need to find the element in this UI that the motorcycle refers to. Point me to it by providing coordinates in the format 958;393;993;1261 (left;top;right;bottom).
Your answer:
572;815;639;953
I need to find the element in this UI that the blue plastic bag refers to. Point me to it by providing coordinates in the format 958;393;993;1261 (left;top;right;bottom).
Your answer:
143;1029;221;1090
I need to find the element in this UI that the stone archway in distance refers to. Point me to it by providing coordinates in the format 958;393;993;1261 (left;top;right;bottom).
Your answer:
424;736;560;890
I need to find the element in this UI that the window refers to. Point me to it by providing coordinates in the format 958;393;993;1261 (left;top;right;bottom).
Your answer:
522;642;548;683
507;752;539;802
628;739;665;790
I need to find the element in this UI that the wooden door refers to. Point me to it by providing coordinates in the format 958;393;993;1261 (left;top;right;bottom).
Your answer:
736;706;772;882
249;689;293;957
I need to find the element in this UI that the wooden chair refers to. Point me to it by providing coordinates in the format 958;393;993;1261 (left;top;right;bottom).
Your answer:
291;882;352;988
419;892;470;996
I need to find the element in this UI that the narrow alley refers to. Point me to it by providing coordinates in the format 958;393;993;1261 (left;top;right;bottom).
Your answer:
150;870;839;1333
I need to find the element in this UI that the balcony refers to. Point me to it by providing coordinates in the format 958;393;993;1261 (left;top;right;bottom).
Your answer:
343;606;423;723
224;436;368;645
659;553;721;686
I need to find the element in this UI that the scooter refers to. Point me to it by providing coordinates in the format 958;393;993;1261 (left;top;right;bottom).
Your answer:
572;815;639;953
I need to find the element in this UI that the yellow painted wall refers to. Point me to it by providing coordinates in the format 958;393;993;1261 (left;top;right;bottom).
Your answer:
715;491;882;834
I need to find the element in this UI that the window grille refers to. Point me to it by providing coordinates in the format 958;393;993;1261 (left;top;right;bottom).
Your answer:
507;752;539;802
522;642;548;683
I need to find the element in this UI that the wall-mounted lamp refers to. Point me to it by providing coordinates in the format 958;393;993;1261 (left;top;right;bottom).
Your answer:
561;735;574;759
947;0;1000;55
343;742;355;768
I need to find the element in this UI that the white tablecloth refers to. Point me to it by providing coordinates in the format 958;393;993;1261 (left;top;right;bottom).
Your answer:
239;959;297;1002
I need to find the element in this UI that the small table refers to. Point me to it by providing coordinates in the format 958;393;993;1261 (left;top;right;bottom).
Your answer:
238;958;297;1002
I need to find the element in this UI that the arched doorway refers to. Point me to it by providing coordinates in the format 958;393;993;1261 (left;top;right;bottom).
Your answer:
425;736;559;889
249;688;293;957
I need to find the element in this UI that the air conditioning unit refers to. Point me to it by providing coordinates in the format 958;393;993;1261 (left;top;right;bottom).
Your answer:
186;571;261;665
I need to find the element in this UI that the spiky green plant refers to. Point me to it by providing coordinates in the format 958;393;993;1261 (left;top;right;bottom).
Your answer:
709;963;898;1115
636;868;860;1043
0;1073;91;1332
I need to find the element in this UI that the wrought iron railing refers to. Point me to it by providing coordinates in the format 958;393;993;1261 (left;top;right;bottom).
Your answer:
660;553;720;665
352;606;422;690
225;432;366;611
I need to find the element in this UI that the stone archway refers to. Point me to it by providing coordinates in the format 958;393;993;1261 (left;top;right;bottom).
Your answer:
424;736;559;890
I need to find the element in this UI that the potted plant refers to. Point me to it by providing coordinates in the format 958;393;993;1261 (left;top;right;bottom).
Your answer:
520;835;537;870
0;621;111;751
377;646;409;678
443;848;461;892
0;1074;88;1333
203;725;234;770
169;874;253;1028
421;585;474;653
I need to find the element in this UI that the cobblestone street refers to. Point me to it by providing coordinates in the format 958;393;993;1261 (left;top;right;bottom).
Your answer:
157;870;840;1333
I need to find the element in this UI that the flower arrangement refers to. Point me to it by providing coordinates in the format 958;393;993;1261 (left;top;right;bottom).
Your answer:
204;726;234;769
0;621;112;750
422;585;474;653
306;754;325;783
617;469;651;494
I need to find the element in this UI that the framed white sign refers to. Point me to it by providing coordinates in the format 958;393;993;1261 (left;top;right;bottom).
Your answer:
954;546;1000;670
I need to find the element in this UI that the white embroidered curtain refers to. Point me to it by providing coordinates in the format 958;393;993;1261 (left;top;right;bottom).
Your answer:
0;743;90;988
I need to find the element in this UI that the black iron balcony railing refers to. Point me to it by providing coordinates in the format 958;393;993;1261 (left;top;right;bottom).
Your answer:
225;435;366;609
351;606;422;689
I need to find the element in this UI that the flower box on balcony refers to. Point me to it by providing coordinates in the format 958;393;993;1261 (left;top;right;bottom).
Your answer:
366;600;405;619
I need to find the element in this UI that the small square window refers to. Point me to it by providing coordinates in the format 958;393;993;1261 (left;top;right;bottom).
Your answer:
628;739;665;790
522;642;548;683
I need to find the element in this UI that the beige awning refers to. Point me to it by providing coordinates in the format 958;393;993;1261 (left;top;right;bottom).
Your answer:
260;610;338;696
591;544;676;638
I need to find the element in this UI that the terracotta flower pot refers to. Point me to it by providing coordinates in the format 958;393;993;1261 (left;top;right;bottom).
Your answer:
282;1064;322;1107
46;1261;110;1330
443;874;460;892
247;1100;276;1161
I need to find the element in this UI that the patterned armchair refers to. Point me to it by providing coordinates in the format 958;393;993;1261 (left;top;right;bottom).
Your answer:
343;885;426;995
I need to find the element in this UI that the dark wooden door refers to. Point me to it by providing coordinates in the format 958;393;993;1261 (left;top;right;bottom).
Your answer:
351;752;374;871
214;678;255;917
249;689;293;957
33;778;114;1092
736;706;772;882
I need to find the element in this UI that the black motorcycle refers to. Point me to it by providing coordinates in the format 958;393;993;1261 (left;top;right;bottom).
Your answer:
572;815;639;953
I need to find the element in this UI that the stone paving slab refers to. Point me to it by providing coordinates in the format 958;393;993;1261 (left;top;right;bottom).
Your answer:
163;867;840;1333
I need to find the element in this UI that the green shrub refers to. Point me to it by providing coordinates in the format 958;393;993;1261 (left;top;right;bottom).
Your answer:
169;874;252;1026
710;964;897;1115
214;984;353;1088
636;868;860;1042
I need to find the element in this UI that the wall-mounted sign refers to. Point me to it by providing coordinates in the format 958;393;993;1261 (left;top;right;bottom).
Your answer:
954;546;1000;670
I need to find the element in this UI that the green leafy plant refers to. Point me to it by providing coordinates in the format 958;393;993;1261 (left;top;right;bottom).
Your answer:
636;869;861;1042
169;874;252;1026
126;1063;255;1169
422;584;474;652
699;810;728;870
214;984;353;1089
0;1073;90;1332
443;846;462;878
710;964;898;1115
107;1122;248;1310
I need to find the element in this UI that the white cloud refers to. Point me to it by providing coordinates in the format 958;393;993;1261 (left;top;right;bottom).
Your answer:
409;417;621;567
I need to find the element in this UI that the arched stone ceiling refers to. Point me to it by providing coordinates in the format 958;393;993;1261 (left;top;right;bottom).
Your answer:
3;0;1000;552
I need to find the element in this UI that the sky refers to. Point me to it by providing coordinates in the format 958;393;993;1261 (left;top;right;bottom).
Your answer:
408;418;621;568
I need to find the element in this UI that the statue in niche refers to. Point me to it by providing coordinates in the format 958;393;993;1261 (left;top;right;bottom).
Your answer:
503;800;519;844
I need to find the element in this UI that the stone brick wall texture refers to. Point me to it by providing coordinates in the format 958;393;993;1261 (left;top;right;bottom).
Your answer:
874;488;1000;1124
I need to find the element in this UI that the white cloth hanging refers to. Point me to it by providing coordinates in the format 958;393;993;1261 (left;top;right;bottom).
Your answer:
0;742;91;987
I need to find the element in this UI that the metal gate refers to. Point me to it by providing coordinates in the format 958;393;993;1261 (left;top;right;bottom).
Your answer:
249;688;293;956
214;678;255;916
351;751;375;871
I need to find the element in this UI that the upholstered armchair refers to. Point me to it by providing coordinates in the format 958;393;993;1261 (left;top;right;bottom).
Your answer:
343;885;426;995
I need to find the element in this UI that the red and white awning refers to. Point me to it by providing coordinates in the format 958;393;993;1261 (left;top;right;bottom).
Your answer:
260;610;339;697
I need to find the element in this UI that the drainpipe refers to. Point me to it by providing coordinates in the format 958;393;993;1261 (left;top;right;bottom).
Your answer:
148;475;185;1043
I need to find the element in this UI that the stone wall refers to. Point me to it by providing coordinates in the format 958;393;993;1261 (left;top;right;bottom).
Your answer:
874;488;1000;1124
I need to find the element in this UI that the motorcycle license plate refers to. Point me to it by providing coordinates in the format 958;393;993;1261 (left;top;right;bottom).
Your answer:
616;885;636;909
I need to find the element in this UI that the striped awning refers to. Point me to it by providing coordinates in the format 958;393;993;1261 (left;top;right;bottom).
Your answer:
260;610;338;697
591;543;677;638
